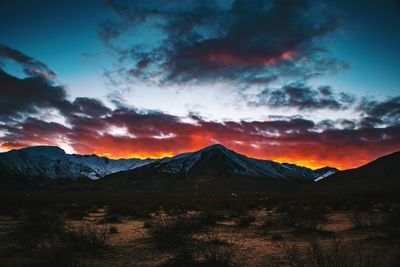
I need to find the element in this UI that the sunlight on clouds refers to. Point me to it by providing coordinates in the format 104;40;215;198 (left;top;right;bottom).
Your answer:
153;132;176;140
107;125;136;138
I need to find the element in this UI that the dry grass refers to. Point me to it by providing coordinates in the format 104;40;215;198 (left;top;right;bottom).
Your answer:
0;199;399;267
275;236;382;267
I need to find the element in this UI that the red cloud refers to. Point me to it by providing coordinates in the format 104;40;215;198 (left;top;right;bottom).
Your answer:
2;107;398;170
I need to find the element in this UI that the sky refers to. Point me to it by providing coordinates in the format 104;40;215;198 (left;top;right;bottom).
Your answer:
0;0;399;169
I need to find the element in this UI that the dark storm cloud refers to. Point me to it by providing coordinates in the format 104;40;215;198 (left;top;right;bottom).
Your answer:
101;0;346;85
0;44;57;79
0;46;114;122
0;67;115;123
0;70;69;121
249;83;355;110
70;97;112;118
359;96;400;125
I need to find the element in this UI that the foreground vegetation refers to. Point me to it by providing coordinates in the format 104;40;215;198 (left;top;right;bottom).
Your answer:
0;191;399;266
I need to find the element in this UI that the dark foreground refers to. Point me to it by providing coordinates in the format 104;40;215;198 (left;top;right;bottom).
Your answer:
0;191;399;267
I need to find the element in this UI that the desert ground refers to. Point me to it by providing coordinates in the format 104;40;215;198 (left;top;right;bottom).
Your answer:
0;192;399;267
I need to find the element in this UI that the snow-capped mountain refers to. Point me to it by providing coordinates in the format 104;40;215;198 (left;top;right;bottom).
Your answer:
0;144;338;185
0;146;155;180
282;163;338;181
103;144;338;187
313;167;339;181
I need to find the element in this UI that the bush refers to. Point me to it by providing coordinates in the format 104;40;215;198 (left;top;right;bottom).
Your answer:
234;214;256;228
195;210;220;226
197;232;240;267
10;209;65;248
276;236;381;267
272;233;283;241
34;236;87;267
64;207;88;220
2;210;108;266
382;207;400;240
109;225;119;234
98;213;122;224
146;214;199;248
159;231;241;267
349;211;375;229
279;205;327;234
68;224;111;250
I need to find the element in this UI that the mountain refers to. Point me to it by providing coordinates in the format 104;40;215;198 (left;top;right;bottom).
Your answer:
281;163;338;182
0;146;155;180
100;144;337;191
314;151;400;194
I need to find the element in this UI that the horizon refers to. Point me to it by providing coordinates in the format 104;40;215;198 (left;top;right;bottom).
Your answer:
0;0;399;170
2;143;398;171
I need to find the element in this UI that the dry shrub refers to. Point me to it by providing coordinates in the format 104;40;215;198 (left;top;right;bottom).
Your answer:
276;236;381;267
146;213;199;248
349;211;375;229
2;210;109;266
68;224;111;250
160;231;242;267
10;209;65;248
280;205;327;234
234;213;256;228
196;231;241;267
109;225;118;234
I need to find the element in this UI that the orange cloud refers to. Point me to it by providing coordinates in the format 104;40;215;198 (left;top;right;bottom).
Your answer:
1;107;398;170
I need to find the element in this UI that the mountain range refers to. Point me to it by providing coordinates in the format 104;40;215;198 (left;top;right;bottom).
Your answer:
0;144;398;194
0;146;155;180
0;144;336;182
100;144;339;191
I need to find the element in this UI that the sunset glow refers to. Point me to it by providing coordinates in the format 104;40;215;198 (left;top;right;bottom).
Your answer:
0;0;399;172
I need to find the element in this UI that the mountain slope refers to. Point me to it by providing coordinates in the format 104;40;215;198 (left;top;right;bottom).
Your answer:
0;146;155;180
101;144;337;191
314;151;400;193
282;163;338;182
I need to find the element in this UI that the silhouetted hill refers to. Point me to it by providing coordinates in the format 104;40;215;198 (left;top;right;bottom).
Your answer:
314;151;400;194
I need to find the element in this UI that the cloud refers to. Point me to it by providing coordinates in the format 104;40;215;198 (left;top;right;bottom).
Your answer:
0;44;67;121
249;83;356;110
69;97;112;118
359;96;400;126
2;97;399;169
1;118;70;149
0;44;57;79
0;45;398;169
100;0;347;85
0;70;69;121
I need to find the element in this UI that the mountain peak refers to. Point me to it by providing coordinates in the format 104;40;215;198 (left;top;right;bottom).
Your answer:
17;146;66;156
200;144;230;152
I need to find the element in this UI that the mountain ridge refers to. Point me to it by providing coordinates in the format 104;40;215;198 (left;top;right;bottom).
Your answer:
1;145;398;194
313;151;400;193
0;146;155;180
99;144;339;191
0;144;338;184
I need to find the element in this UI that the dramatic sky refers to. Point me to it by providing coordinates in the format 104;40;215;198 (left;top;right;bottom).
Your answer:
0;0;399;169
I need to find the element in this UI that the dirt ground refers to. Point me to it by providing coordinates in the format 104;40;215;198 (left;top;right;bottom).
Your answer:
2;207;396;267
0;198;399;267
